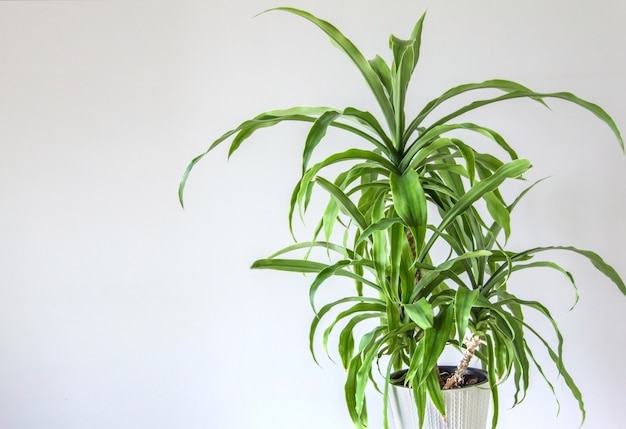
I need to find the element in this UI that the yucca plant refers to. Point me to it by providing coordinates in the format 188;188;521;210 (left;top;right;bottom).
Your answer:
179;7;626;429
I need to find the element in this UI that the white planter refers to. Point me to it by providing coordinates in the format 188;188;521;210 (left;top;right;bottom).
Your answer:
389;367;491;429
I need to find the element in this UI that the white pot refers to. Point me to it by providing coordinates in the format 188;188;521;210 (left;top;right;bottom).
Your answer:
389;367;491;429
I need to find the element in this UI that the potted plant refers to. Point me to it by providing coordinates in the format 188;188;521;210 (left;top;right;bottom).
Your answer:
179;7;625;429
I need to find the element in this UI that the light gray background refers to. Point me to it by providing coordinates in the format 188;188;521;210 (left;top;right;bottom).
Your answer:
1;0;625;428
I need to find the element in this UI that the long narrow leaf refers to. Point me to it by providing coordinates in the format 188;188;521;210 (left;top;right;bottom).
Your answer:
421;159;531;258
390;169;428;255
309;296;384;365
251;258;381;292
426;91;624;151
454;286;479;344
405;79;547;137
303;110;342;172
315;176;369;231
266;7;396;134
484;245;626;296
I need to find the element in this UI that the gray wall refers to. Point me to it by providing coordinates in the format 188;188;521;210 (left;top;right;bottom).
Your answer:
1;0;625;428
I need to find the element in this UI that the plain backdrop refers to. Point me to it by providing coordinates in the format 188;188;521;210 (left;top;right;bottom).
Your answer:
1;0;625;428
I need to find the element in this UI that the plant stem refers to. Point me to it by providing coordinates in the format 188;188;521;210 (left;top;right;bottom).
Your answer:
443;335;485;389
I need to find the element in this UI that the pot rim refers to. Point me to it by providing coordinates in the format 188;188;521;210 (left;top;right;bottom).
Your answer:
390;366;489;390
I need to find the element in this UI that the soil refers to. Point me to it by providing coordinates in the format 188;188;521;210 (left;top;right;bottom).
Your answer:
438;369;481;389
391;366;486;390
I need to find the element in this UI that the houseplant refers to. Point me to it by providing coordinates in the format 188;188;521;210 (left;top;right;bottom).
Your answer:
179;7;625;429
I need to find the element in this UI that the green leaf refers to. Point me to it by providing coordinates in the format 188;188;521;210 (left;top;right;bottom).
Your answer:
402;122;518;172
485;335;501;429
389;222;406;304
484;245;626;296
315;176;369;231
309;296;384;365
343;107;393;149
452;138;477;185
426;366;446;418
525;343;561;412
338;313;383;368
484;177;549;249
412;375;427;429
421;159;531;258
251;258;329;273
408;12;426;71
345;354;368;428
382;353;399;429
454;286;479;344
354;217;403;246
406;79;547;136
251;258;382;292
440;250;493;272
404;298;434;329
354;332;388;416
295;148;396;220
556;247;626;294
309;259;352;311
483;191;511;240
321;198;340;241
411;250;492;301
390;36;414;143
522;319;586;425
179;119;275;207
389;169;428;255
303;110;342;173
323;303;386;360
494;261;579;310
370;191;390;290
408;305;454;385
229;106;341;156
265;240;354;259
368;55;392;96
180;106;355;208
427;91;624;152
266;7;396;135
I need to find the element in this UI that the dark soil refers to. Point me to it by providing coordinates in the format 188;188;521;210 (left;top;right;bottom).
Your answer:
391;366;487;390
438;369;481;389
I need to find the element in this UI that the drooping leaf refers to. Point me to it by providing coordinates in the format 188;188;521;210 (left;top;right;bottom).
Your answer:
338;313;384;368
309;296;384;365
427;91;624;152
251;258;381;293
485;335;501;429
354;217;403;246
484;245;626;296
315;176;369;231
425;366;446;418
483;191;511;240
295;148;395;220
266;7;396;134
406;79;548;136
402;122;518;171
303;110;342;172
308;259;352;311
343;107;394;150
